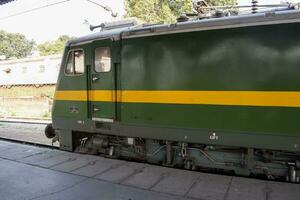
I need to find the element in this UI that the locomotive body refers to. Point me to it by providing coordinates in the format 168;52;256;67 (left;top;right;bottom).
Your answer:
51;10;300;182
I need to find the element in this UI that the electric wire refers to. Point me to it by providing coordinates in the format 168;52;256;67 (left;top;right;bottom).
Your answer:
0;0;71;21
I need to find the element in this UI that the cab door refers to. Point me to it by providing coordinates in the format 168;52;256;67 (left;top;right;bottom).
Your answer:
89;39;116;122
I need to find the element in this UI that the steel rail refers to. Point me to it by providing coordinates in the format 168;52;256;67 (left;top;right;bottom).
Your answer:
0;137;59;149
0;118;51;125
199;4;295;10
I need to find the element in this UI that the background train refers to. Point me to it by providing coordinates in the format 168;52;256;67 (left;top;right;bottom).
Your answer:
47;6;300;183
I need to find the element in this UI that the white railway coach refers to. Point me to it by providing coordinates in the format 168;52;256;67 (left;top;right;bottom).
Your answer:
0;55;61;87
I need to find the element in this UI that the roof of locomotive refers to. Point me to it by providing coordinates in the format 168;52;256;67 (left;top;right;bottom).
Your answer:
67;9;300;47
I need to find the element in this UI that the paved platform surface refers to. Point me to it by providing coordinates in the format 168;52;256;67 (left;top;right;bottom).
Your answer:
0;140;299;200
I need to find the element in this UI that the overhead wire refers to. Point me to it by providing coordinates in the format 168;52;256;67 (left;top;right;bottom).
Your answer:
0;0;71;21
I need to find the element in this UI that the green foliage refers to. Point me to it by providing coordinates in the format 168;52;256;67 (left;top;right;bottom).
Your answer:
125;0;236;24
0;30;35;59
37;35;74;56
125;0;189;23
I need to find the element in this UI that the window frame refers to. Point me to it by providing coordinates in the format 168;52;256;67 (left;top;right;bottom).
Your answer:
64;49;85;76
94;46;111;73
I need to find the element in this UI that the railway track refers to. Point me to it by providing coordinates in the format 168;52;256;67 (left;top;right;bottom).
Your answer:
0;120;56;147
0;117;51;125
0;136;58;149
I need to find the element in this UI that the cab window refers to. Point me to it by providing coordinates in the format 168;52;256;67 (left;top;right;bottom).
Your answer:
65;49;84;75
95;47;111;72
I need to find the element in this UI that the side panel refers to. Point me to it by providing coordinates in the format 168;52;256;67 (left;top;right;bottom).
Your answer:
120;22;300;138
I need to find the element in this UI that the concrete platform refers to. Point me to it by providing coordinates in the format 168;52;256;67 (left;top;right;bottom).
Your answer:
0;140;299;200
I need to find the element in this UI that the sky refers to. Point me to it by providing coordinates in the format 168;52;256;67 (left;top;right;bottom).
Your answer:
0;0;296;44
0;0;125;43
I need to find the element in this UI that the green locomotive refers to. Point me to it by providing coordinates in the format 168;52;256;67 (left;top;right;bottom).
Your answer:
47;8;300;182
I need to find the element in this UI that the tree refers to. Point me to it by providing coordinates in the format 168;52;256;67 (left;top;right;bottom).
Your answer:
125;0;236;24
38;35;74;56
0;30;35;59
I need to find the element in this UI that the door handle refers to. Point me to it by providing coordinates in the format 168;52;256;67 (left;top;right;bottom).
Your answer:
92;77;99;82
93;107;100;112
